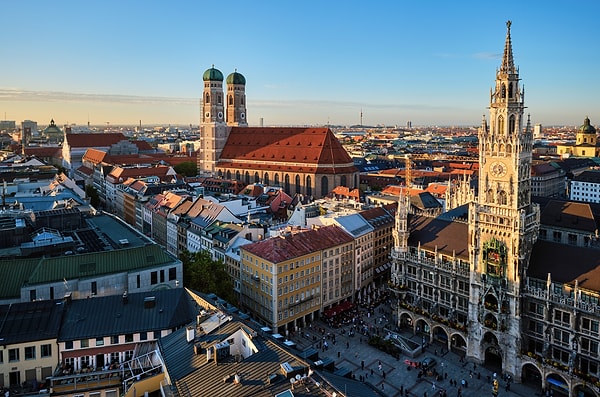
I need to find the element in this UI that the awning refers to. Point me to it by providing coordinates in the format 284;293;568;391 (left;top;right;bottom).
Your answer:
323;301;355;318
375;262;392;274
547;377;568;391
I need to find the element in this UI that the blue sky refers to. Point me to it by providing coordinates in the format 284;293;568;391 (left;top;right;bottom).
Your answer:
2;1;600;127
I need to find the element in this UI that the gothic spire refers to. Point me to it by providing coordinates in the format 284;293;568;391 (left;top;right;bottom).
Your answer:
500;20;515;74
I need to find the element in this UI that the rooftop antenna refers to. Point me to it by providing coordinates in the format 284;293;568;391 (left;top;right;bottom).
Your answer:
360;108;363;126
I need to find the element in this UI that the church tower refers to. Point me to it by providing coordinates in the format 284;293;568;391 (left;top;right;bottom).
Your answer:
199;66;229;175
467;21;540;377
226;70;248;126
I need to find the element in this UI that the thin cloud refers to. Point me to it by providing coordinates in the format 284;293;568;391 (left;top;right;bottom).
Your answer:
0;88;197;106
473;52;501;60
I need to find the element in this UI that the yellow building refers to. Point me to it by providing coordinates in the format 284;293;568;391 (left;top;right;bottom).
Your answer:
240;225;354;334
556;117;600;158
0;300;63;392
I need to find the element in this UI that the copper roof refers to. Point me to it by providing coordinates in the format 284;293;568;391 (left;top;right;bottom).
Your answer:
243;225;353;263
218;127;356;174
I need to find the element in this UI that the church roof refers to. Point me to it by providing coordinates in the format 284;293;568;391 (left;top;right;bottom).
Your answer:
218;127;357;174
578;116;596;135
66;132;126;148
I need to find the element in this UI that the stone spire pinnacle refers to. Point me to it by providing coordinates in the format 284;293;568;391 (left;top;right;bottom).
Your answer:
501;20;515;73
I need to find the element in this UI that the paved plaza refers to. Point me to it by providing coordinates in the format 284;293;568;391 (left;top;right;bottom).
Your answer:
288;302;540;397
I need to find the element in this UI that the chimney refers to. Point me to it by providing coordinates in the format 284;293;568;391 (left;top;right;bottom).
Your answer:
122;291;128;304
186;326;195;343
144;296;156;309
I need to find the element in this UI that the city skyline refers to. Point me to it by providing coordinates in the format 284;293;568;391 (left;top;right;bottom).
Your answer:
2;1;600;128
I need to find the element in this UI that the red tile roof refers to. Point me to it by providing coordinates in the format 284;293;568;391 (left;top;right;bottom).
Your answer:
106;165;175;183
24;146;62;158
243;225;353;263
66;132;126;148
218;127;356;174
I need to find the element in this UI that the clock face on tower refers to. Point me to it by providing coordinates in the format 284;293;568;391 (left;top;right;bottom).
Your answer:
490;161;507;178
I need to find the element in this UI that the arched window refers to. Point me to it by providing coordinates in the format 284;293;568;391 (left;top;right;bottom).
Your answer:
340;175;347;187
217;170;223;178
254;172;260;183
508;115;516;134
295;175;301;194
205;93;210;104
306;176;312;197
235;171;240;180
285;174;290;193
497;115;505;135
241;96;245;105
321;176;329;197
228;95;233;106
245;171;250;185
218;94;222;104
508;82;513;98
226;170;231;180
264;173;269;186
487;189;494;203
274;173;280;186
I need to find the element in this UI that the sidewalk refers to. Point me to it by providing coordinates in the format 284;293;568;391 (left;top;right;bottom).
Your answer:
289;303;539;397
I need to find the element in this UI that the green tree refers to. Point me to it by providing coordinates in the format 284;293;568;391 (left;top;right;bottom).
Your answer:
85;184;100;208
180;249;235;303
174;161;198;177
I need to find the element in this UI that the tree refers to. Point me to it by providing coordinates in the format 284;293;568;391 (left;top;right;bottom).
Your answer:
180;249;235;303
85;185;100;208
174;161;198;177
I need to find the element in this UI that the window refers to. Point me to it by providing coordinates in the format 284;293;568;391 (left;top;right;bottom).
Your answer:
125;334;134;343
9;348;19;362
136;274;141;289
80;339;89;348
111;336;119;344
554;309;570;326
41;344;52;358
96;337;104;346
160;270;165;283
140;332;148;341
528;302;544;317
91;281;97;296
154;331;161;339
24;346;35;360
169;267;177;281
30;289;36;301
0;350;3;363
151;271;158;285
582;318;599;334
65;341;73;350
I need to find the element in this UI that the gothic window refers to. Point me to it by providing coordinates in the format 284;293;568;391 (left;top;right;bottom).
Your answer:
205;93;210;104
321;176;329;197
506;144;512;153
501;84;506;99
285;174;290;193
274;173;280;186
509;115;516;134
508;82;513;98
487;189;494;203
500;144;505;153
497;115;505;135
226;170;231;180
245;171;250;184
264;172;269;185
306;176;312;197
295;175;301;194
498;190;508;205
229;95;233;105
218;95;222;104
254;172;260;183
235;171;240;180
217;170;223;178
